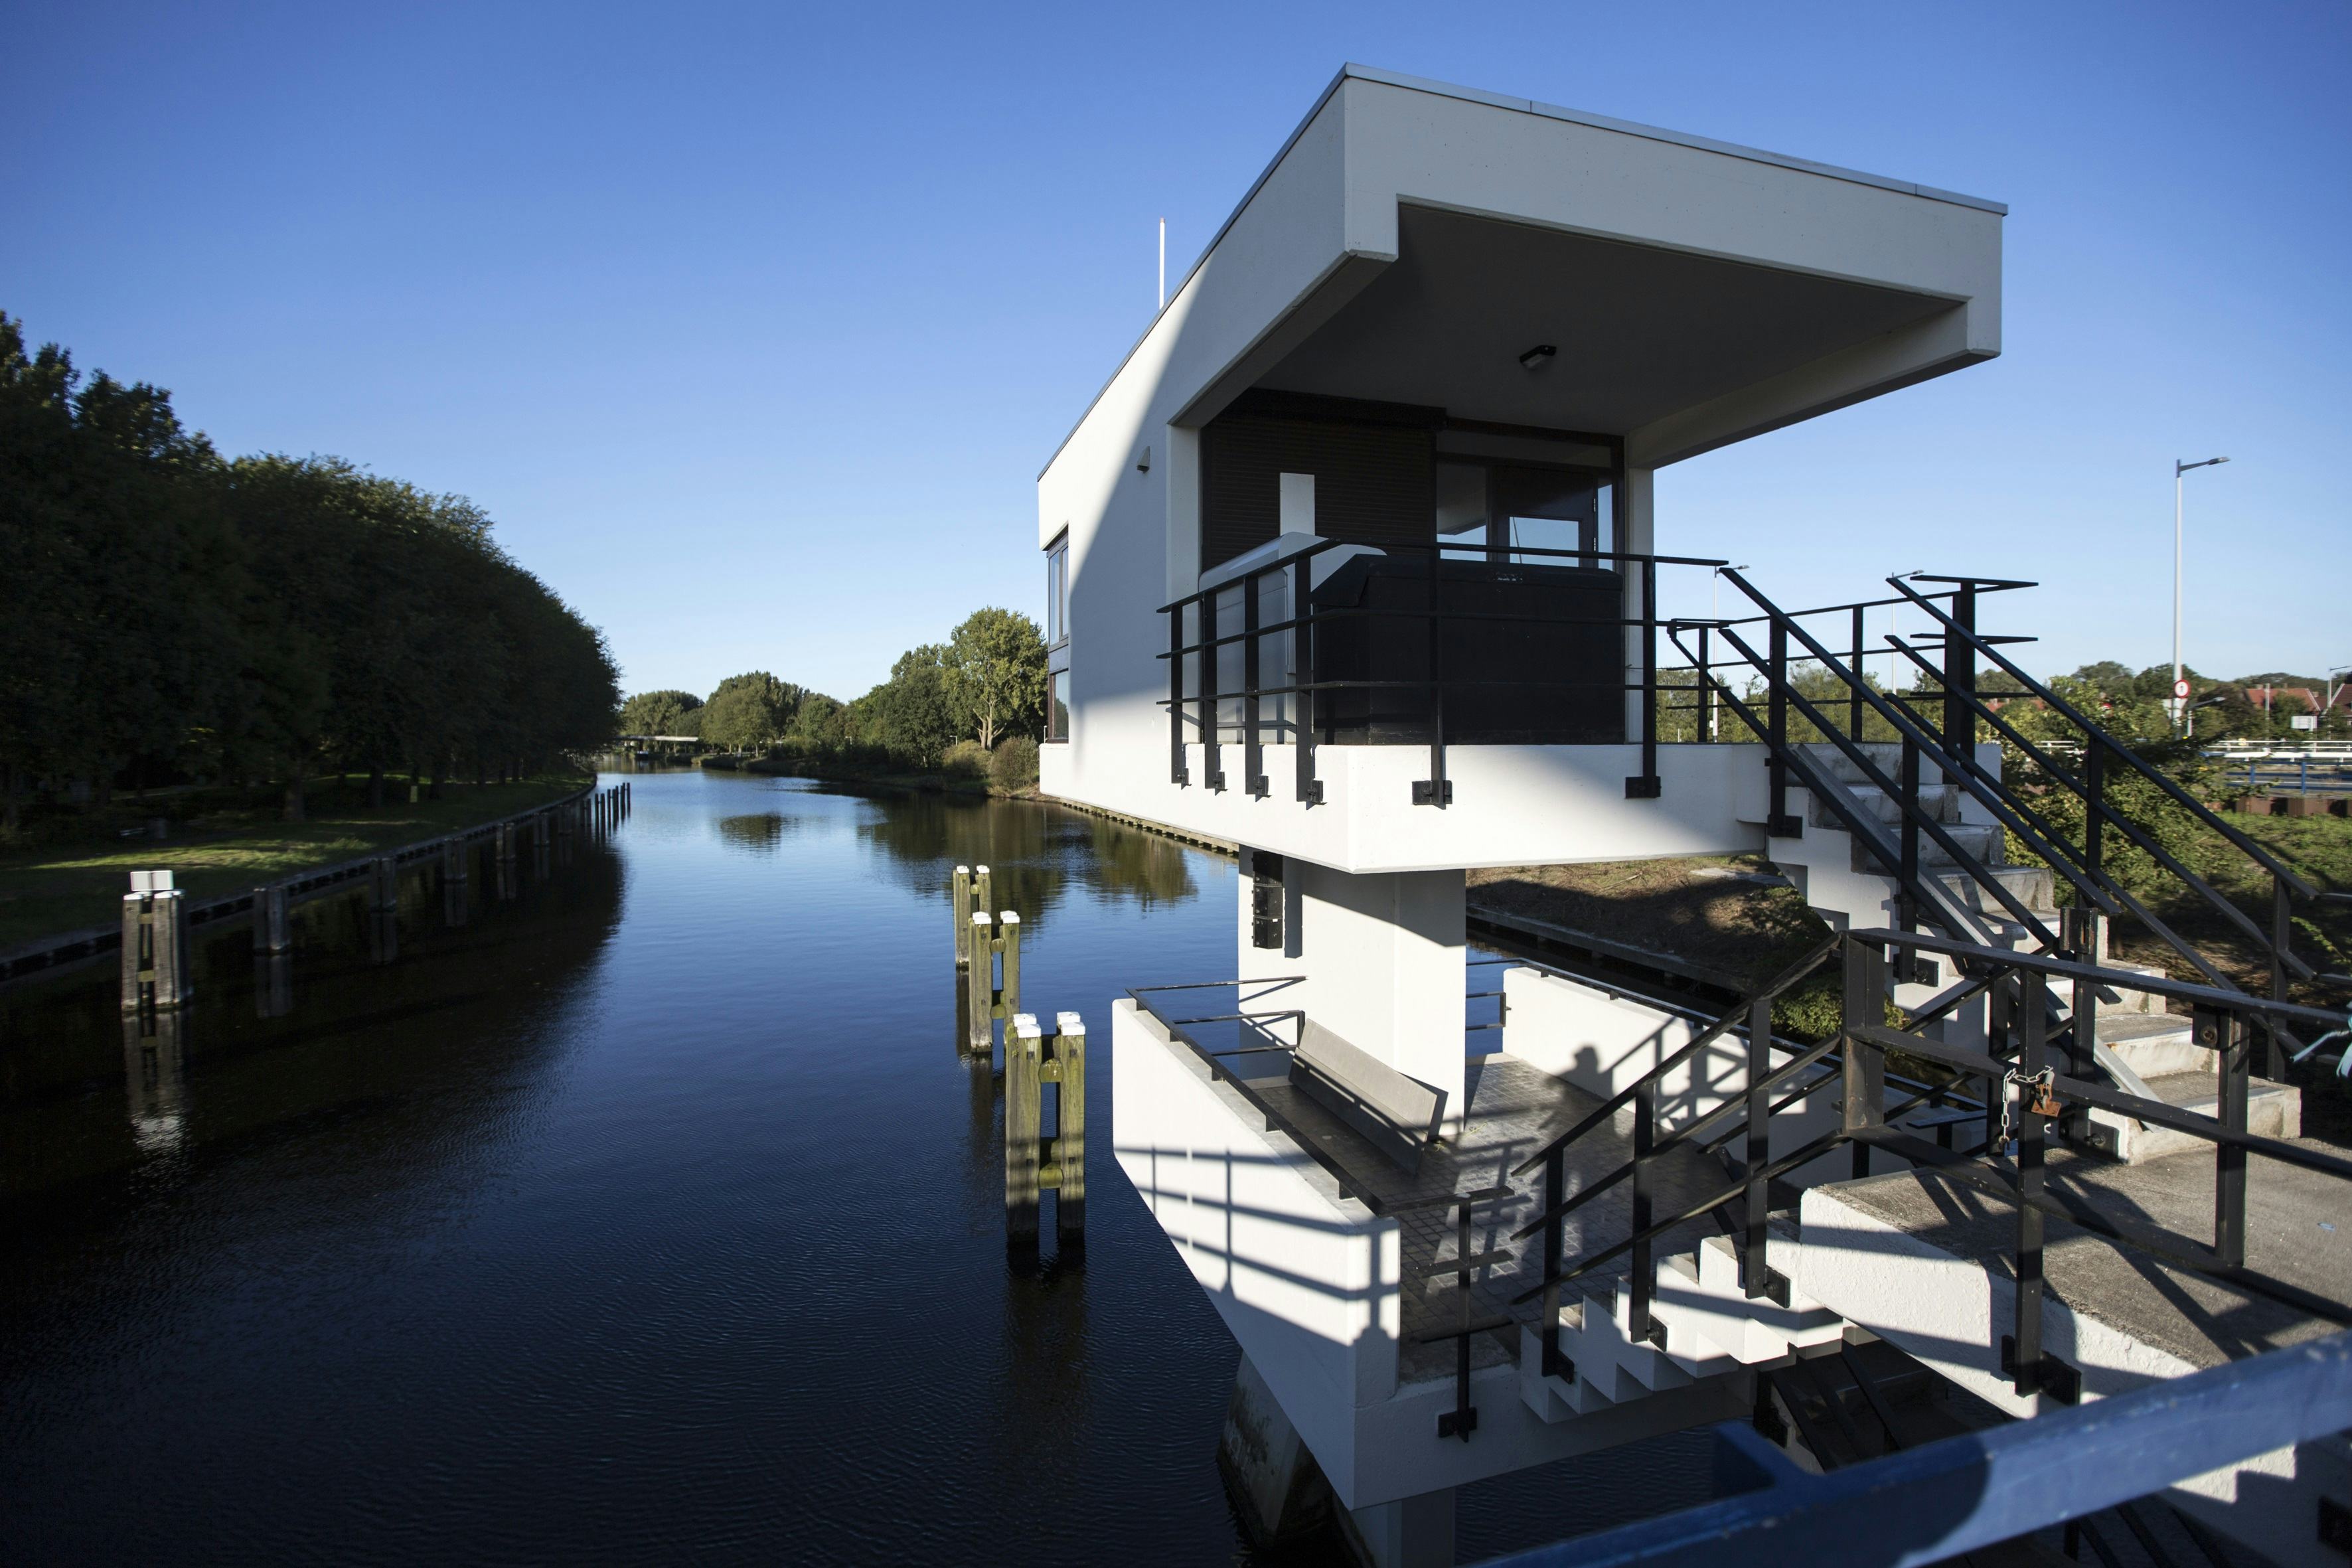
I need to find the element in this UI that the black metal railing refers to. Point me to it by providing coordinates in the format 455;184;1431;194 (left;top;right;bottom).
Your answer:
1668;569;2338;1075
1502;927;2350;1407
1157;540;1730;807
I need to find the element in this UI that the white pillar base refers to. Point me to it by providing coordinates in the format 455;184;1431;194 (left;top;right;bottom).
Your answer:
1342;1487;1456;1568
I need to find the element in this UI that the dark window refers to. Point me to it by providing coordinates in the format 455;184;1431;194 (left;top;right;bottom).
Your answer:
1046;669;1069;744
1249;850;1285;949
1044;533;1068;647
1200;412;1435;573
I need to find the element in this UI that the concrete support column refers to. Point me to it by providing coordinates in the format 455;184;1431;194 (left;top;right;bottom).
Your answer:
1217;1352;1336;1545
1342;1488;1456;1568
1620;466;1656;745
1242;856;1467;1114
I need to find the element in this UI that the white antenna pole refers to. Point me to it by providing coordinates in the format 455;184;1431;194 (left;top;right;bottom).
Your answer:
1158;219;1166;310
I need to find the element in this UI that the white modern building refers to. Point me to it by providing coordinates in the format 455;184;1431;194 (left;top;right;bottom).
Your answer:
1034;66;2341;1568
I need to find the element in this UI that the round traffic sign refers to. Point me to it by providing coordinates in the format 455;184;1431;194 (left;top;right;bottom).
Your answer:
2173;678;2191;700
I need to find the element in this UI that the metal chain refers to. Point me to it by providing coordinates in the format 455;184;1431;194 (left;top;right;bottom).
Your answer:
1996;1066;2057;1148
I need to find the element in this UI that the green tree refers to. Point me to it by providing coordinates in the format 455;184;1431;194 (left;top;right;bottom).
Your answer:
700;672;801;751
621;690;703;736
943;606;1048;749
873;645;959;768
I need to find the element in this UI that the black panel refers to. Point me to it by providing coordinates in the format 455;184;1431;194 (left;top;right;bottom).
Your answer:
1200;412;1435;573
1309;557;1624;744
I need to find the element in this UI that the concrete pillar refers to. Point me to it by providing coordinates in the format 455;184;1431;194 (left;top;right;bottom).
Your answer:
1620;466;1656;745
1343;1489;1456;1568
1243;858;1467;1114
255;951;292;1019
1216;1352;1337;1545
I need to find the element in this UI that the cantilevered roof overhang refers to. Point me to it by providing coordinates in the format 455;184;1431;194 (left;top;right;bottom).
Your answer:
1042;66;2004;489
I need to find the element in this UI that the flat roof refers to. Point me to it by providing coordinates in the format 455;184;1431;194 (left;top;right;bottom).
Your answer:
1042;64;2007;481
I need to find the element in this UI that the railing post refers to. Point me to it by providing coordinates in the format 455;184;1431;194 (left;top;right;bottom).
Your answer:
1541;1149;1569;1379
1899;734;1921;960
1941;583;1976;787
1743;994;1774;1299
1414;546;1451;807
1767;619;1798;837
1202;590;1225;792
2013;971;2049;1398
2062;906;2101;1086
2207;1006;2247;1269
1849;604;1866;740
1842;937;1887;1176
2268;872;2292;1079
1293;556;1322;805
1244;569;1267;797
1629;1079;1655;1346
1168;603;1188;785
2083;741;2105;888
1699;625;1715;743
1626;560;1661;799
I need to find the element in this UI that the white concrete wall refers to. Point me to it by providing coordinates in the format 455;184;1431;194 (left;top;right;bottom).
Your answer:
1502;967;1845;1178
1112;998;1399;1492
1235;859;1467;1113
1113;996;1755;1512
1057;741;1768;876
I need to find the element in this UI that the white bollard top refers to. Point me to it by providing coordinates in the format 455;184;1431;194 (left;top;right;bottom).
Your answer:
1056;1011;1085;1036
975;864;990;875
129;869;174;894
1012;1012;1042;1038
971;911;993;926
955;864;969;875
998;911;1019;925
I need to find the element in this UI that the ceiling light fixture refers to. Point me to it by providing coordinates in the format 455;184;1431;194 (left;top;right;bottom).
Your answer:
1518;343;1557;370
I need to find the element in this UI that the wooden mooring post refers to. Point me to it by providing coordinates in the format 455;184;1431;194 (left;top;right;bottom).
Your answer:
950;864;994;967
254;883;291;955
119;870;191;1013
1005;1010;1086;1251
965;909;1020;1054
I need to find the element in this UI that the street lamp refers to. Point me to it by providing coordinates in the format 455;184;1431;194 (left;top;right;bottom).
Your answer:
2173;456;2229;732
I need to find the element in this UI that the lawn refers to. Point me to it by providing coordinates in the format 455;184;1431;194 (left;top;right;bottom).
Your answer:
0;773;592;951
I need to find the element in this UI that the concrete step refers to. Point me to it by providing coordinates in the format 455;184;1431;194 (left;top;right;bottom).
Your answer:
1665;1230;1847;1365
1932;865;2057;924
1851;823;2007;874
1798;742;1905;788
1806;781;1965;829
2087;1070;2302;1163
2094;1011;2207;1079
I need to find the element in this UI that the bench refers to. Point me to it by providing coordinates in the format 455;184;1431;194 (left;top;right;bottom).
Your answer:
1288;1020;1448;1174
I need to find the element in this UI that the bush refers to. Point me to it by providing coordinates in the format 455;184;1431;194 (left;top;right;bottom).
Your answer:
942;740;990;779
990;735;1040;792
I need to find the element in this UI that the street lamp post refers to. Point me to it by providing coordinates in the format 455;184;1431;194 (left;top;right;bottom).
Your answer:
2173;456;2229;732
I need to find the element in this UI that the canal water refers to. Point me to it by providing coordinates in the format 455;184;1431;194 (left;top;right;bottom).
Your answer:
0;769;1708;1565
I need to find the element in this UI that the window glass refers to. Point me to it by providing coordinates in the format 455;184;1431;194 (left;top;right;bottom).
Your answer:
1045;535;1069;647
1047;669;1069;742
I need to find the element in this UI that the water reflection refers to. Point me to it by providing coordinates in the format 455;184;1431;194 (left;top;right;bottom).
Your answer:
853;793;1204;929
713;811;794;853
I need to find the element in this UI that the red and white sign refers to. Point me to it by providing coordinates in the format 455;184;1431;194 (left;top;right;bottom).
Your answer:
2173;678;2192;700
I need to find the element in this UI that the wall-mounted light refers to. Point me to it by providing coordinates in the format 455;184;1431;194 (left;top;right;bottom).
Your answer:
1136;445;1152;473
1518;343;1557;370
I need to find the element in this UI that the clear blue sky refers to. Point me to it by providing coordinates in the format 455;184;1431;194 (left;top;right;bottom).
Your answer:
7;1;2345;700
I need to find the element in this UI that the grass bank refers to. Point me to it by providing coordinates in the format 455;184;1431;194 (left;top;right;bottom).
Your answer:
0;772;591;951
